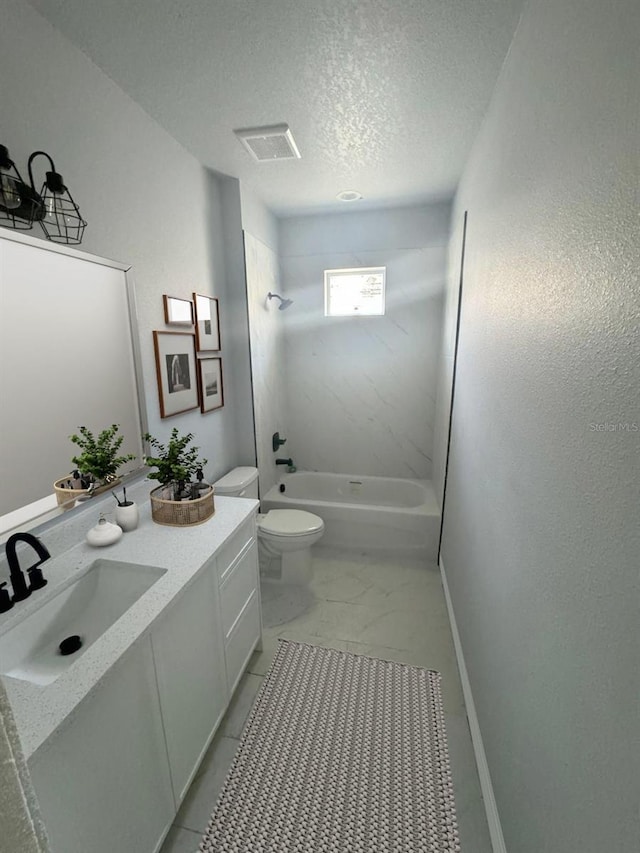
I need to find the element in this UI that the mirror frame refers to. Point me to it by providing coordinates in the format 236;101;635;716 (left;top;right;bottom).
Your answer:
0;229;149;541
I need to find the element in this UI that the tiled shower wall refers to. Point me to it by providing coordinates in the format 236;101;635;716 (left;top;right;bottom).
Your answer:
278;203;450;479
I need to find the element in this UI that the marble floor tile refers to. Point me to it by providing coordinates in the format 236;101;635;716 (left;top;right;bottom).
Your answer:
311;551;446;611
261;578;315;628
218;672;264;739
356;603;450;649
175;735;239;834
264;597;379;644
159;826;203;853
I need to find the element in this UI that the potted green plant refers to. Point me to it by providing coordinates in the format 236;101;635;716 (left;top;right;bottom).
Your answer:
70;424;137;484
54;424;136;508
143;429;213;526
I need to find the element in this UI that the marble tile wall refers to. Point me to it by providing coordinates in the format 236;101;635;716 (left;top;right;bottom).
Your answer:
279;204;450;480
243;232;289;497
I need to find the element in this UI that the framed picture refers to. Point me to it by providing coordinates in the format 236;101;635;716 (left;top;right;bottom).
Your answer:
193;293;221;351
153;331;199;418
163;295;193;326
197;357;224;413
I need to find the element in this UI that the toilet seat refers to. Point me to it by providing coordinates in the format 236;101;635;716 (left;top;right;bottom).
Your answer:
258;509;324;538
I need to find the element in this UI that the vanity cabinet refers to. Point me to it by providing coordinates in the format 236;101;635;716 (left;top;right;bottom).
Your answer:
151;566;228;805
29;637;174;853
25;508;262;853
215;514;262;693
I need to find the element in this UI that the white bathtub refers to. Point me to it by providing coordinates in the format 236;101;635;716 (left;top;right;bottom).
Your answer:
261;472;440;560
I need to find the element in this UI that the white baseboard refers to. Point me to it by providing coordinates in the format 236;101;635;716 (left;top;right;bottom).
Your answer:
440;558;507;853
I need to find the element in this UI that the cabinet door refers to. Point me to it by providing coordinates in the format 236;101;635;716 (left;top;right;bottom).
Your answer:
225;590;261;694
220;541;259;639
29;638;174;853
152;566;228;804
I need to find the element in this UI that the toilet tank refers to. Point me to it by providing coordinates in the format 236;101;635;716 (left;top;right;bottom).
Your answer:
213;466;259;498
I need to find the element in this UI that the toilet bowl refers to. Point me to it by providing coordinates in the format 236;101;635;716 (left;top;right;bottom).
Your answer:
212;467;324;585
258;509;325;584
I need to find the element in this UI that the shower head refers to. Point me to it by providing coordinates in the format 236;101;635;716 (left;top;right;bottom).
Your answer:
268;292;293;311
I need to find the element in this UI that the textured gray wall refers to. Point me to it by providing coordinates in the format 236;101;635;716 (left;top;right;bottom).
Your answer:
436;0;640;850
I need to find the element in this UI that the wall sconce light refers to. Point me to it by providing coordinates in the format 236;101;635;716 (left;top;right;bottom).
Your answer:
0;145;87;245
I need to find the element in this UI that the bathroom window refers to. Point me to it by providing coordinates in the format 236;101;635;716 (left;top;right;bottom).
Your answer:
324;267;386;316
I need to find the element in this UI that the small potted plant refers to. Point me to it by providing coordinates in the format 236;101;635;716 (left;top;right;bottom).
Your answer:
143;428;213;526
54;424;136;509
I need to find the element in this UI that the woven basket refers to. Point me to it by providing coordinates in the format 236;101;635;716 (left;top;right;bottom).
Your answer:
53;476;121;510
150;485;215;527
53;477;92;510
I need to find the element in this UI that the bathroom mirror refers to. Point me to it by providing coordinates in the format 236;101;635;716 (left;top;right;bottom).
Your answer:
0;230;147;536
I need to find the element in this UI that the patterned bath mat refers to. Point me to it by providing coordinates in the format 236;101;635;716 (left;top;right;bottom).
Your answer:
201;640;460;852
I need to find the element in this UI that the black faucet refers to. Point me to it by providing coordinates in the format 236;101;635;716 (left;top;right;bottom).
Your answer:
2;532;50;607
275;458;293;467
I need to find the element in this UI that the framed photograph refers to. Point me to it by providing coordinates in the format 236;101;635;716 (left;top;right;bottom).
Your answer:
193;293;221;351
153;331;199;418
163;295;193;326
197;357;224;413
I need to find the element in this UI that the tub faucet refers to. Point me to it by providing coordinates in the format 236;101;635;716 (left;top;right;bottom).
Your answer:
276;458;293;467
4;532;50;603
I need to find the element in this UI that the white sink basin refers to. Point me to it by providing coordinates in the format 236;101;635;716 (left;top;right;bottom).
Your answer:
0;559;166;686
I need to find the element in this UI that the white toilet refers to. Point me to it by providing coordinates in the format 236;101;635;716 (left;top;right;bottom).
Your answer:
213;467;324;585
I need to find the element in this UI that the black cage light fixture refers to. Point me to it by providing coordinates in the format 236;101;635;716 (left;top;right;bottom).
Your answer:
0;145;87;245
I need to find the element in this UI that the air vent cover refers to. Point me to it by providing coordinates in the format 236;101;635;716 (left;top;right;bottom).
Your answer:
234;124;301;162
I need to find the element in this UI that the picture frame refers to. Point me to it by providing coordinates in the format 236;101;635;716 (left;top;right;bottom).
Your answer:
152;331;199;418
197;357;224;413
193;293;221;351
163;294;193;326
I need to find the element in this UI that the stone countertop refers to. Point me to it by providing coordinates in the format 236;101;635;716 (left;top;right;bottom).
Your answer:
0;486;259;760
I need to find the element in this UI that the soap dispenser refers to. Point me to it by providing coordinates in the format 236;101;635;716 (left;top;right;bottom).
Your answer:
191;468;211;499
86;514;123;547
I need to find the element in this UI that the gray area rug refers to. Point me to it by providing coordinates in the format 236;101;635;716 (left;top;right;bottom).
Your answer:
201;640;460;852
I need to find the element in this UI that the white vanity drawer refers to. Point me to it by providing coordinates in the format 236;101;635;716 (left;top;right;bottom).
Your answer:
220;541;258;640
225;591;261;694
217;516;256;584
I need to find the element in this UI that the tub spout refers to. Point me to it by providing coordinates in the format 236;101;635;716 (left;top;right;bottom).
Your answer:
276;458;293;466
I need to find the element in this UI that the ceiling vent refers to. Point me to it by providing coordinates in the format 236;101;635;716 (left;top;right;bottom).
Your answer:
234;124;301;162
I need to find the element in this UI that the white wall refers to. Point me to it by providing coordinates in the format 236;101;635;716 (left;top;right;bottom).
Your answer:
217;175;258;473
244;232;289;495
435;0;640;850
239;184;285;493
279;202;450;478
240;184;279;253
0;0;252;483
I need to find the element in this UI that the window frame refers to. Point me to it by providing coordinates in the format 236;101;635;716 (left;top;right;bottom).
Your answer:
323;266;386;317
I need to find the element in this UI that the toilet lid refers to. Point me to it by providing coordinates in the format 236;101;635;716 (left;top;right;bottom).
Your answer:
259;509;324;536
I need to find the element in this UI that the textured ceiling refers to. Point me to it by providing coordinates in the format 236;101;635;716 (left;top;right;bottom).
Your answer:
28;0;525;215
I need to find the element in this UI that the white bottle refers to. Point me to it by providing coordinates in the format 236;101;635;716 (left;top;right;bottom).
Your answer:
86;515;123;547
